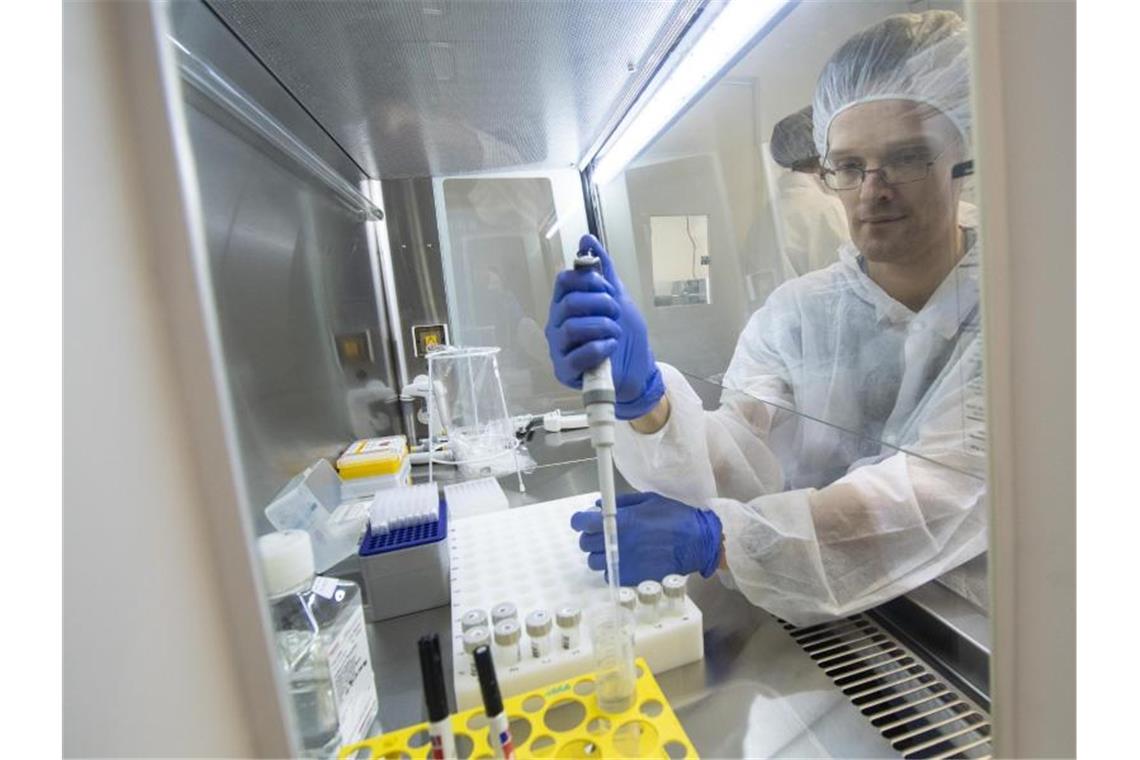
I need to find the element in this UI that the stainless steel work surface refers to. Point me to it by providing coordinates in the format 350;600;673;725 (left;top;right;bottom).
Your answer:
358;436;897;757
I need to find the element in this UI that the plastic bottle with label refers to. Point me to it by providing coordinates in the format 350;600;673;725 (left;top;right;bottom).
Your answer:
258;530;380;757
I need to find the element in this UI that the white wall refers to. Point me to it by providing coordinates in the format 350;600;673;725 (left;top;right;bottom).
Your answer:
63;3;264;755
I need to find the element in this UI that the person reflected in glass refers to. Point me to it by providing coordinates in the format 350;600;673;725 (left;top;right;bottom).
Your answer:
547;11;987;625
769;105;850;277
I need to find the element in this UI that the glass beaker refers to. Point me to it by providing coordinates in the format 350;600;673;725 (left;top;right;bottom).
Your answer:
426;345;524;488
588;604;636;714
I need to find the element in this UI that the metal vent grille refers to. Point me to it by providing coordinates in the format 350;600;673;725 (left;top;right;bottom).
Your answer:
782;614;993;759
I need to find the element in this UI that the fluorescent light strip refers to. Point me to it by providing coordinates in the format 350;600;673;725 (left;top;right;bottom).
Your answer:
592;0;787;186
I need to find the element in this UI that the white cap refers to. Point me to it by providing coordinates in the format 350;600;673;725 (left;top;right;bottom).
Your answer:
526;610;552;637
637;580;663;605
258;530;315;597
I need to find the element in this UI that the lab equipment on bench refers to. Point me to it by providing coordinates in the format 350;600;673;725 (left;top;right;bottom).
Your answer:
417;634;456;760
442;477;510;522
473;646;517;760
264;459;365;573
426;345;525;490
570;244;634;713
357;492;449;622
337;657;698;760
258;530;379;755
336;435;412;500
447;493;703;710
367;482;439;534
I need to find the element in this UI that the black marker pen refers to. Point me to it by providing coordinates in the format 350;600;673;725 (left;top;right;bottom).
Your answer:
418;634;456;760
473;645;516;760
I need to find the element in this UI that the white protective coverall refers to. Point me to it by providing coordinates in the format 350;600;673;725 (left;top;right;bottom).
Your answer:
773;171;851;277
613;230;987;626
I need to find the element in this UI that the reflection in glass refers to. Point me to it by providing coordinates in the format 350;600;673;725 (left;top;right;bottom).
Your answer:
650;214;711;306
589;5;990;627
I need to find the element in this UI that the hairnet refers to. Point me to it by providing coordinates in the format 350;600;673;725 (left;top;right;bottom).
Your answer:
770;106;819;171
812;10;972;160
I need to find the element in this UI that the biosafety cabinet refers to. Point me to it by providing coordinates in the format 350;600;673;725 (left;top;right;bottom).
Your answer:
63;0;1073;757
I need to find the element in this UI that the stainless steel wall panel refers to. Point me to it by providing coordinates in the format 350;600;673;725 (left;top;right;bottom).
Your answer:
170;0;366;185
171;3;401;527
207;0;702;178
379;178;451;383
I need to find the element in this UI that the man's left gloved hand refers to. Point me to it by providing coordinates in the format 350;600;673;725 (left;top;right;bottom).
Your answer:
569;491;723;585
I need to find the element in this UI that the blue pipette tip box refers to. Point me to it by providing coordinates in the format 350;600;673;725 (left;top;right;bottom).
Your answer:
359;499;448;556
358;497;450;621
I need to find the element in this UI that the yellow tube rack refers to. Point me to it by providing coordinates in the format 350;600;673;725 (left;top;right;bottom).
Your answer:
339;658;698;759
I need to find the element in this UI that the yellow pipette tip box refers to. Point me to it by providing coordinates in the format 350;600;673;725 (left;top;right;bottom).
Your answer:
336;435;409;479
338;658;698;759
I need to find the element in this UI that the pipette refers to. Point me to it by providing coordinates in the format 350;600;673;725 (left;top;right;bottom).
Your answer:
572;251;622;608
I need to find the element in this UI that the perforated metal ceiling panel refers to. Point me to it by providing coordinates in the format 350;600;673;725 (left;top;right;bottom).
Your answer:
207;0;701;179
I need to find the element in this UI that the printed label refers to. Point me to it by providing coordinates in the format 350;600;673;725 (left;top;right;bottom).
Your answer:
311;576;339;600
327;607;379;745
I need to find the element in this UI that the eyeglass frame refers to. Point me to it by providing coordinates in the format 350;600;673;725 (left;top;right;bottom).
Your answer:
818;145;951;191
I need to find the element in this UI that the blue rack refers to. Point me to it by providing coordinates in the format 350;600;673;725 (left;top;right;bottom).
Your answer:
358;499;447;556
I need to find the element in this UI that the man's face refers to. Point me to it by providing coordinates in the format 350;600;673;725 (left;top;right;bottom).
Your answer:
825;100;963;263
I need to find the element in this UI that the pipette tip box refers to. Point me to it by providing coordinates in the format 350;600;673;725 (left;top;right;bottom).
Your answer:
358;497;449;622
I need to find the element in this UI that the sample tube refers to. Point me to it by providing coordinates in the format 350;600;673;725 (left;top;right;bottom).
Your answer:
492;619;522;667
525;610;553;659
636;580;663;625
473;646;517;760
463;627;491;676
461;609;489;632
662;574;687;617
556;606;582;650
491;601;518;625
618;587;636;613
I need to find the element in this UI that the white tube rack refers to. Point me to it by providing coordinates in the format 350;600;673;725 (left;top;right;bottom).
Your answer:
448;492;704;710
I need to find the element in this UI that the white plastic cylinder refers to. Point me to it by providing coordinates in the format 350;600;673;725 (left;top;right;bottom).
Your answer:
493;619;521;667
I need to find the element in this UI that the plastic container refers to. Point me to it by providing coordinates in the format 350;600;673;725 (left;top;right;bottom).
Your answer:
525;609;553;659
636;580;663;625
258;530;379;756
588;604;637;714
357;500;449;622
264;460;359;573
336;435;408;480
339;457;412;501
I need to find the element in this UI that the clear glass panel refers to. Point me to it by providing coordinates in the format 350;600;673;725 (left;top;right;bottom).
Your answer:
590;0;991;709
436;172;587;419
650;215;711;306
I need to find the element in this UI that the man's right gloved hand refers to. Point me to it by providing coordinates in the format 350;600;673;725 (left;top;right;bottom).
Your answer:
544;234;665;421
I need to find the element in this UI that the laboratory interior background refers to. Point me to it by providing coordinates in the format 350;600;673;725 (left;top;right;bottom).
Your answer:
63;0;1074;758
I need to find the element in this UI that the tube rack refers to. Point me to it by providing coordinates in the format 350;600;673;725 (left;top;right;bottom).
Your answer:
337;657;698;759
448;493;704;710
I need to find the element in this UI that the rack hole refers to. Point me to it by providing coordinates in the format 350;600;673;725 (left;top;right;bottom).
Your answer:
555;739;601;757
613;720;659;758
586;716;611;735
407;729;430;748
466;713;488;731
639;699;664;717
455;733;475;759
573;679;596;697
530;735;557;757
544;699;587;732
509;716;532;745
664;740;689;759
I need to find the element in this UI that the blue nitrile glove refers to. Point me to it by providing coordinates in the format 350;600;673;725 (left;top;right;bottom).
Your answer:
544;234;666;420
569;491;723;585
